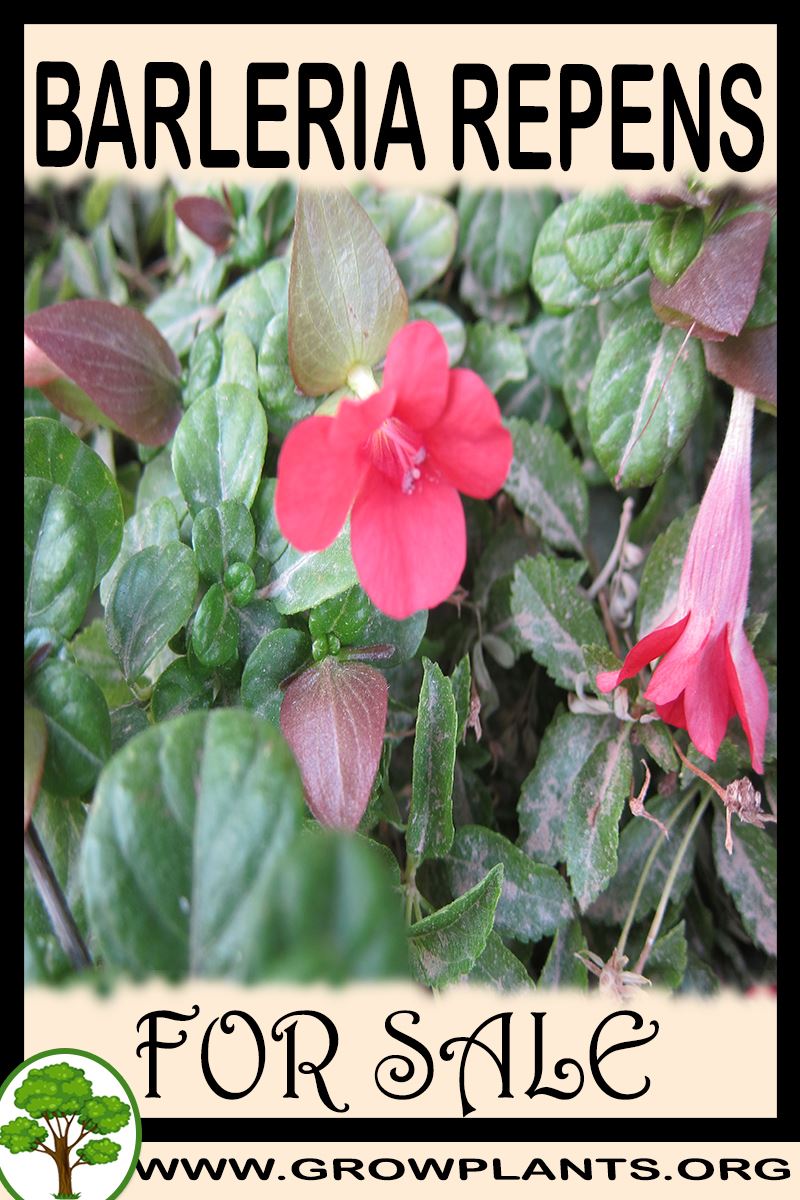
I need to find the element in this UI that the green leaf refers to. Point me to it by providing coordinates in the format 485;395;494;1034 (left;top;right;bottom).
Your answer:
237;598;285;661
191;583;239;668
137;452;188;523
263;526;358;615
636;507;695;638
240;628;311;726
647;920;688;990
407;301;465;365
561;306;602;463
71;619;134;709
518;712;616;866
24;417;123;585
24;478;97;639
445;826;573;942
106;543;199;681
712;809;776;957
539;919;589;989
172;384;268;516
408;864;503;987
462;321;527;394
746;214;777;328
565;728;633;911
510;556;606;691
151;658;215;722
465;931;533;990
257;312;316;440
146;286;221;357
192;502;256;582
220;258;289;348
648;207;705;285
588;300;706;488
220;330;259;394
186;327;222;404
256;829;409;981
530;200;596;314
288;189;408;395
81;710;306;979
564;191;653;289
505;418;588;553
588;796;696;926
407;658;458;864
383;191;458;299
27;660;111;796
450;654;472;743
99;496;180;608
637;721;678;772
458;188;557;297
110;704;149;751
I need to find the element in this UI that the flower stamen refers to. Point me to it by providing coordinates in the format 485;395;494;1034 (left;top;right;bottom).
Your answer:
370;418;427;494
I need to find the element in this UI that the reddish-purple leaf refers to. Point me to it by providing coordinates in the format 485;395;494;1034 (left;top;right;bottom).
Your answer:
25;300;183;446
704;324;777;407
650;211;771;340
280;658;389;832
174;196;234;254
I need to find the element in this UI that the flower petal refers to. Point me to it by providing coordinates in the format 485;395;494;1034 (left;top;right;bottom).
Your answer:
383;321;449;430
655;693;687;731
425;368;513;498
329;389;396;452
725;625;769;774
276;415;366;551
350;469;466;619
682;630;736;762
596;613;689;694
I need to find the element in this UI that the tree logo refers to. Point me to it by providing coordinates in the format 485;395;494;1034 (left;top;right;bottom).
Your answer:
0;1049;141;1200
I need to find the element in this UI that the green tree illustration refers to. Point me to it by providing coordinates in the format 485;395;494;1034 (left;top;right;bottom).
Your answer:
0;1063;131;1197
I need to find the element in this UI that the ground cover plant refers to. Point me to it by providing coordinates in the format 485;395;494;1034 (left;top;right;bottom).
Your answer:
23;179;776;996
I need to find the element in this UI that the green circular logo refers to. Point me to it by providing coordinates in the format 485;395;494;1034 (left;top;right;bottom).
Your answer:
0;1049;141;1200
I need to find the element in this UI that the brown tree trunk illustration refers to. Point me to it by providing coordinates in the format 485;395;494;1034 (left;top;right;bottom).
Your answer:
54;1134;75;1197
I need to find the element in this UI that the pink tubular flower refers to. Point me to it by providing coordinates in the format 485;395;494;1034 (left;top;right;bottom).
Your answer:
275;321;513;620
597;388;768;773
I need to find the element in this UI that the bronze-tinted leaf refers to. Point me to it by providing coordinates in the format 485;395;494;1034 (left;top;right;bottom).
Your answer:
25;300;183;446
280;658;388;831
650;211;771;340
704;324;777;406
174;196;235;255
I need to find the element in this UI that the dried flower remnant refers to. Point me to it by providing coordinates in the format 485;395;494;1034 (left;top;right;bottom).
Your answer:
577;947;651;1003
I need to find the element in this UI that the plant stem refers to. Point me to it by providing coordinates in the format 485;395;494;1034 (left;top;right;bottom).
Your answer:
24;822;92;971
616;788;697;958
633;790;711;976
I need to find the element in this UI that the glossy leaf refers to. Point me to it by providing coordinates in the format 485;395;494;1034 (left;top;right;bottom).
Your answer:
24;417;123;585
241;628;311;726
539;919;588;989
530;200;596;314
465;931;533;990
105;543;198;681
647;207;705;285
99;496;180;608
564;192;653;289
262;526;358;615
588;299;705;488
192;502;256;583
383;191;458;299
174;195;234;254
24;478;97;639
172;384;268;516
712;809;776;957
27;660;111;797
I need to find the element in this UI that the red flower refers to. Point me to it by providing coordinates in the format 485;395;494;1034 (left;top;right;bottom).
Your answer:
275;321;513;619
597;389;768;773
